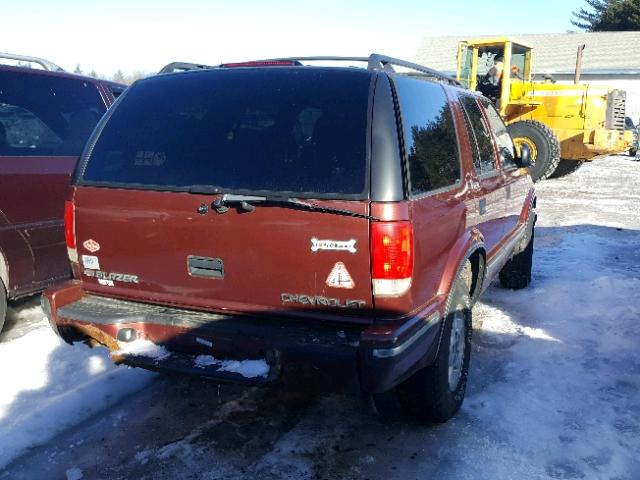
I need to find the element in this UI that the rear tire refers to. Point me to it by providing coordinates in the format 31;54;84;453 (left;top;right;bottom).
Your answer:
499;227;534;290
395;277;472;423
549;159;584;179
0;283;6;334
630;148;637;157
507;120;560;182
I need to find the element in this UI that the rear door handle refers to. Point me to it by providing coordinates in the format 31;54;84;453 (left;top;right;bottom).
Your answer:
188;256;224;279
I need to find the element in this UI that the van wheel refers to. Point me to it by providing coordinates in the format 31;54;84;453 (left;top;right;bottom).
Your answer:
0;283;6;334
507;120;560;182
499;228;534;289
395;277;472;423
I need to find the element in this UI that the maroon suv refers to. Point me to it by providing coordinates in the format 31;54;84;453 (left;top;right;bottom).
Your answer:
43;55;535;422
0;53;124;331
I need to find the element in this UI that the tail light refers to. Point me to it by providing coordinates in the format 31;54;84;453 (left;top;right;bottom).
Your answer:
371;221;413;297
64;200;78;263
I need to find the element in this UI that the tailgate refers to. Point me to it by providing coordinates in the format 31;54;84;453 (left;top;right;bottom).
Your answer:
73;187;373;320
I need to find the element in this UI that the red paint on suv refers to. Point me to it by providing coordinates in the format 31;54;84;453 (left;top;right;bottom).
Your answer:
0;57;125;331
43;56;535;421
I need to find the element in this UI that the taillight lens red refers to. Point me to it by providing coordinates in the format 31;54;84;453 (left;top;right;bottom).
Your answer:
371;221;413;297
64;200;76;249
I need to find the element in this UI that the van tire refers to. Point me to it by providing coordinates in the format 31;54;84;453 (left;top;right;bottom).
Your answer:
499;228;534;289
396;276;472;423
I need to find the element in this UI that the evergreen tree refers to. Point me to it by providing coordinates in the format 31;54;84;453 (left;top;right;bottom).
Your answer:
112;69;126;83
572;0;640;31
73;64;83;74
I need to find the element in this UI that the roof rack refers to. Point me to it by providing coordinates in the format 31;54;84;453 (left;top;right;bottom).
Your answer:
0;52;64;72
159;61;216;74
258;54;461;86
158;53;460;86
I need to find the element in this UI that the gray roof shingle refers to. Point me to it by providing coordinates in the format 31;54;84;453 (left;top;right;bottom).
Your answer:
415;31;640;75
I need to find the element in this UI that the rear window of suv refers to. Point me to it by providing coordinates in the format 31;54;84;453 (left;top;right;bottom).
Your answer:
0;71;105;156
79;68;372;198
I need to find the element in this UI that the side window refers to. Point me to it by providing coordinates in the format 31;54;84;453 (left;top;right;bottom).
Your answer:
460;95;497;175
0;71;106;156
0;105;63;153
482;99;517;169
393;76;460;195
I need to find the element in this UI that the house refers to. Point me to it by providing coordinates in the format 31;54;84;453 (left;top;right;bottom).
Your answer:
415;31;640;123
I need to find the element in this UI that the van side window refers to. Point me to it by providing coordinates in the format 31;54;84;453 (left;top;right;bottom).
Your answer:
393;76;460;195
460;95;497;175
0;71;105;156
0;104;62;154
481;99;517;169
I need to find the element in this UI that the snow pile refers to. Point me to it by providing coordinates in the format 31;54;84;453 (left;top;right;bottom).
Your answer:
194;355;270;378
114;339;172;361
0;319;156;469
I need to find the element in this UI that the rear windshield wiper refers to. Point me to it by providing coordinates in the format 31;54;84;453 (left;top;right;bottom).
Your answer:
212;194;377;220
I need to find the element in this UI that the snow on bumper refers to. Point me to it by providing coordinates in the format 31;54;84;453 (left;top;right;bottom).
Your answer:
43;282;443;393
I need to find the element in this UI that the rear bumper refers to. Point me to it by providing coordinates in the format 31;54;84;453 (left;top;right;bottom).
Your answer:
43;282;443;394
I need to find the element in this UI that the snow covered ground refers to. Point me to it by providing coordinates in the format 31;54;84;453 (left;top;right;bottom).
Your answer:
0;156;639;479
0;301;156;470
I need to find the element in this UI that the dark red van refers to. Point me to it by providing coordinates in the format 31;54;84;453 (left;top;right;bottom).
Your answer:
44;55;535;422
0;54;125;331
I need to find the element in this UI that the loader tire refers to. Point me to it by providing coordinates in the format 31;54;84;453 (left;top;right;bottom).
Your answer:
507;120;560;182
549;159;584;179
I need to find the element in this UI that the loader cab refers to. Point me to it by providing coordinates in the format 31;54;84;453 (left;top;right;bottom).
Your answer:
457;37;533;116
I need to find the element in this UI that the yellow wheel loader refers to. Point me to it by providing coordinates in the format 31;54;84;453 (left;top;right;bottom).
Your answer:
457;37;632;181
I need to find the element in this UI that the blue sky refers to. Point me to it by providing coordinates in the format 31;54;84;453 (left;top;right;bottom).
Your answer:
2;0;588;75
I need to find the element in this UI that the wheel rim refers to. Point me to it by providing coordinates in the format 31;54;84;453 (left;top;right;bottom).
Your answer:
513;137;538;165
448;311;466;391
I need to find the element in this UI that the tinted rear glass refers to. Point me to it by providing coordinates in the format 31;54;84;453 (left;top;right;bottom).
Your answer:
80;68;372;197
393;76;460;194
0;71;105;156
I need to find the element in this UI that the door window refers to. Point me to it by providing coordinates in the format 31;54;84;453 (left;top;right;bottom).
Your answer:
459;95;498;176
481;100;517;169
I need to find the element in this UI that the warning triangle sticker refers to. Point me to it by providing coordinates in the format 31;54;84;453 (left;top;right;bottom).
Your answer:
326;262;355;289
